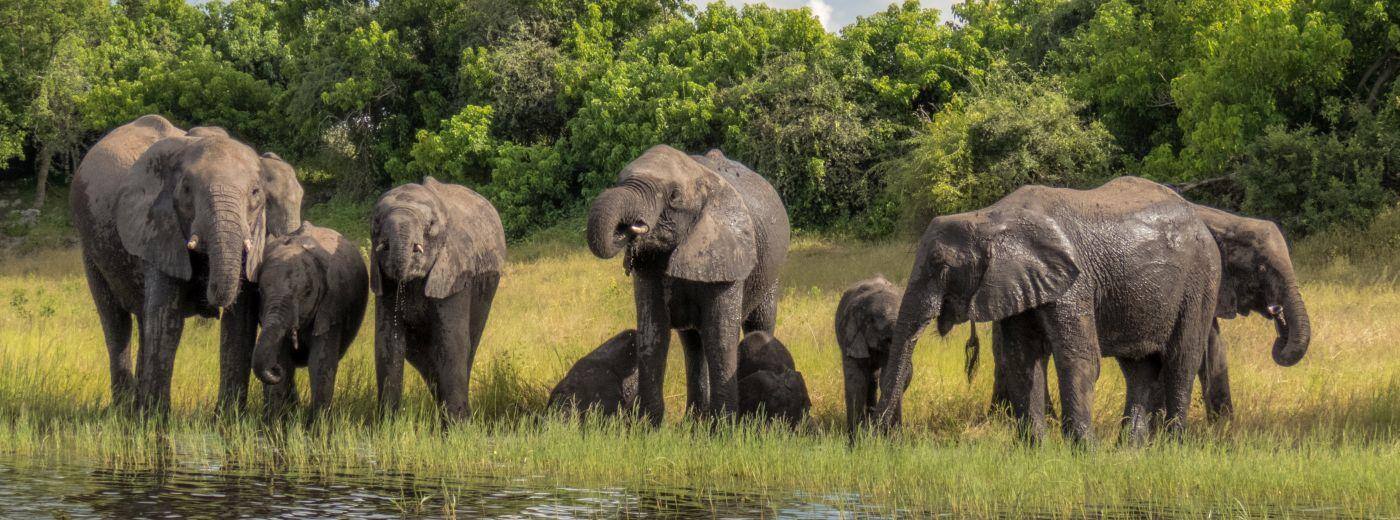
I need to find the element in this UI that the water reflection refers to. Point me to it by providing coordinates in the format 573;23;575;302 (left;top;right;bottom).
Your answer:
0;459;884;518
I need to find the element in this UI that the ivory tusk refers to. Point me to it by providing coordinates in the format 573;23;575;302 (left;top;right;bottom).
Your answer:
186;234;199;250
413;243;425;253
630;224;650;235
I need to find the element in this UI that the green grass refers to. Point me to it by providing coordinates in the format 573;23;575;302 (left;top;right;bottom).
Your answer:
1;194;1398;516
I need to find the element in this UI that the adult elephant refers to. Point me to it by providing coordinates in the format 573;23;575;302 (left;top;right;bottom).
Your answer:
984;204;1312;427
586;145;790;424
72;115;301;414
871;177;1224;444
371;177;506;423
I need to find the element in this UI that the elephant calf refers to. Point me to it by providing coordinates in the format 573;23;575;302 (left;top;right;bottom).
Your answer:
547;330;639;418
252;223;368;417
736;331;811;427
835;276;902;434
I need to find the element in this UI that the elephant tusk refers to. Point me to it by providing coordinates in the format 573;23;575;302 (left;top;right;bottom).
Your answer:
630;224;650;235
413;243;424;253
186;234;199;250
244;239;253;252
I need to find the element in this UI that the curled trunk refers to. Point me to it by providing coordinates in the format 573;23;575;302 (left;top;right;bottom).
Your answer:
1272;277;1310;367
254;296;292;385
586;188;642;259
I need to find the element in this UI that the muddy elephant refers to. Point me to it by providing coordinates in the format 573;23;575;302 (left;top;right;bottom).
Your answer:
251;222;368;418
736;331;810;427
873;177;1228;444
586;145;790;424
547;330;639;418
985;204;1312;431
371;177;506;423
835;276;904;435
72;115;303;414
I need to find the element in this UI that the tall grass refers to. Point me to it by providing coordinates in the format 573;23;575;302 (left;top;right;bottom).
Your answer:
1;211;1398;515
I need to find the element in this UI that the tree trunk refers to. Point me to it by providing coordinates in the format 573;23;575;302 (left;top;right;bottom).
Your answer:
33;142;51;209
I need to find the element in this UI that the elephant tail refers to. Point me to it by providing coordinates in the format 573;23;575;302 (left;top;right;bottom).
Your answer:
964;323;980;384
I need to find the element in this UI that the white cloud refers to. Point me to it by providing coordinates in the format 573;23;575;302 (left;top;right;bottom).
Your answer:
722;1;964;32
806;0;835;30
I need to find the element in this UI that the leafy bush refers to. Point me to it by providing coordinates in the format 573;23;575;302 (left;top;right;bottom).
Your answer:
881;74;1118;228
1238;107;1398;236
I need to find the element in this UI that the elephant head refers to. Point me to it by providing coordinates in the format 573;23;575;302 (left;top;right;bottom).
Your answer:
259;152;304;237
586;145;756;282
370;177;483;299
252;224;343;385
117;133;269;308
836;276;902;433
874;209;1081;426
1196;205;1310;366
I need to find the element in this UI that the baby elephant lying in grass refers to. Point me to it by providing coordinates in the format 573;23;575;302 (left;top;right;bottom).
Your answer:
547;330;639;418
253;222;369;418
547;330;810;425
736;331;811;427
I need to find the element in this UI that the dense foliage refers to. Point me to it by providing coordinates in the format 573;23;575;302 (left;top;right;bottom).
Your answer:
1;0;1397;237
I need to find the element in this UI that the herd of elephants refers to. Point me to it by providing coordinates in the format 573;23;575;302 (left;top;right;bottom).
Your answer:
67;114;1310;444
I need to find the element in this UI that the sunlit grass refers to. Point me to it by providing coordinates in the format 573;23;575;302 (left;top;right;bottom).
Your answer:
1;210;1398;516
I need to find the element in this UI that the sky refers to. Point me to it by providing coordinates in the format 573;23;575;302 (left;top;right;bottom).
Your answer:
723;0;963;31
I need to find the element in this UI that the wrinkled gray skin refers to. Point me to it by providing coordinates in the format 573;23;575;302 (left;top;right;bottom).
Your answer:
72;115;302;415
835;276;904;436
735;331;810;427
258;152;304;237
873;177;1226;444
371;177;506;424
547;330;639;418
252;223;368;419
586;145;790;425
985;204;1312;435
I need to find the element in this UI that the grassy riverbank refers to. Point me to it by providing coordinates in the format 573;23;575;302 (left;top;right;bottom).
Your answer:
1;201;1398;516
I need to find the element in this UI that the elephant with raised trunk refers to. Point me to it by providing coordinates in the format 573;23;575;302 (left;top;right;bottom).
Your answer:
873;177;1228;444
835;276;904;435
547;330;640;418
72;115;303;414
371;177;506;423
586;145;790;424
252;223;368;418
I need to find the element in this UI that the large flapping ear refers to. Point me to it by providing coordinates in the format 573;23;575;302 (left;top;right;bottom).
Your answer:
259;152;304;237
117;137;195;280
969;211;1081;322
665;158;757;282
422;177;498;299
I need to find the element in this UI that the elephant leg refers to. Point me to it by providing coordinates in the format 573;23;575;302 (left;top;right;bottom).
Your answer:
135;269;186;417
993;313;1049;442
374;288;408;418
217;283;259;417
465;273;500;374
306;329;342;420
742;286;778;334
678;329;710;416
1200;320;1233;422
1160;306;1211;437
82;256;135;409
700;283;744;418
1041;305;1100;445
989;320;1013;415
406;338;440;404
262;337;299;420
1117;356;1161;446
842;357;872;436
633;274;671;426
433;289;477;425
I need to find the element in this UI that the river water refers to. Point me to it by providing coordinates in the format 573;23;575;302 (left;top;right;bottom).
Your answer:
0;458;888;518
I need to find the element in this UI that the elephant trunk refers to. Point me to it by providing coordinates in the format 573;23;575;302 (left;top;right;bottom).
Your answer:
1272;276;1310;367
872;271;943;428
253;295;292;385
587;187;645;259
205;187;249;308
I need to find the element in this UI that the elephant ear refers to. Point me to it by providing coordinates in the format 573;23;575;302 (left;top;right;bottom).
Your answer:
244;192;268;283
117;137;194;281
422;177;494;299
969;212;1080;322
666;163;757;283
